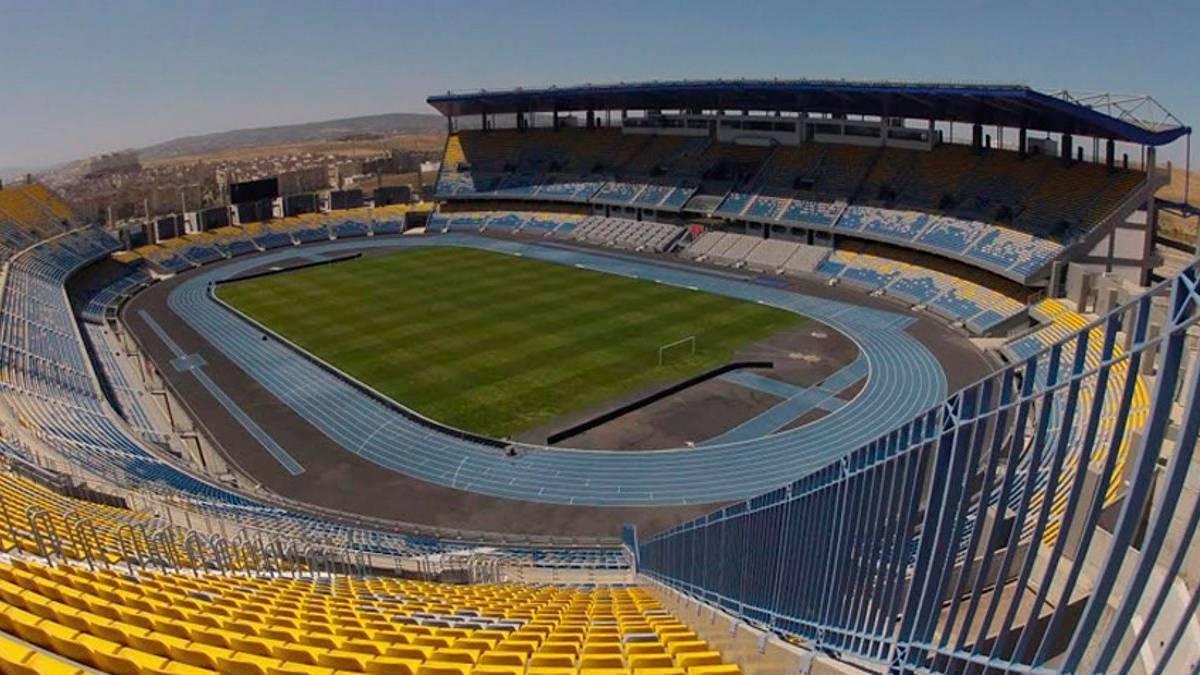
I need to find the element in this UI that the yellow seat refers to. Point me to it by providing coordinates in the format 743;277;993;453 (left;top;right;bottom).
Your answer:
676;652;722;668
269;643;322;665
416;664;471;675
154;660;221;675
451;638;492;652
666;641;708;656
413;636;453;649
364;656;422;675
371;631;411;645
216;652;282;675
530;653;578;668
625;644;666;656
91;643;173;675
115;607;156;631
230;637;279;657
384;644;433;660
316;650;367;670
124;632;188;659
14;651;86;675
259;627;299;643
541;642;581;656
429;648;478;665
480;651;526;666
495;640;537;655
470;631;506;645
336;627;372;641
265;665;336;675
298;633;339;650
581;655;625;669
192;629;236;649
167;643;226;670
629;655;676;670
686;666;741;675
4;607;56;650
0;634;34;672
473;667;524;675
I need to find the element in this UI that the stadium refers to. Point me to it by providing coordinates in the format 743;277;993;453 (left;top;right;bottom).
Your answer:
0;75;1198;675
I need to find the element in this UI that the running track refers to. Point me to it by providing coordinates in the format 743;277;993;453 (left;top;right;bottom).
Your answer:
162;235;946;506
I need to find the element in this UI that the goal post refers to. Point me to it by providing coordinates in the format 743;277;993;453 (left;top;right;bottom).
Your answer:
657;335;697;367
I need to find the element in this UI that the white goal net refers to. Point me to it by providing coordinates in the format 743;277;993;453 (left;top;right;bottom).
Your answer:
657;335;697;367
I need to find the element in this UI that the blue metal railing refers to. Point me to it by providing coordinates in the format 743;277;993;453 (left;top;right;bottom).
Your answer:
640;260;1200;673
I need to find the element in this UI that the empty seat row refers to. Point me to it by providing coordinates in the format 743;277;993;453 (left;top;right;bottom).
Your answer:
0;557;740;675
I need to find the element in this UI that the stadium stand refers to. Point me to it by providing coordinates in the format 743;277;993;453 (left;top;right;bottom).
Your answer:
741;238;803;273
332;219;371;239
0;554;740;675
835;206;1065;277
694;234;833;275
115;205;429;274
679;231;726;260
569;216;683;252
0;183;76;241
708;233;761;267
814;249;1025;329
435;123;1147;283
428;209;588;237
682;229;1020;330
73;265;152;324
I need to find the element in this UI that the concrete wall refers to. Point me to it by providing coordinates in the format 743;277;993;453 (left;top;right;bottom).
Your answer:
645;577;879;675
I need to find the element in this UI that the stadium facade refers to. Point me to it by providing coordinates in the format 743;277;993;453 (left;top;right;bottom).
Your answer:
0;78;1195;673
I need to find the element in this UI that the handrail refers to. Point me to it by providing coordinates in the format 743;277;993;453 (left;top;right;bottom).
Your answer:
208;533;232;576
183;531;207;576
69;516;102;571
0;493;18;545
115;524;142;574
639;259;1200;672
25;506;63;563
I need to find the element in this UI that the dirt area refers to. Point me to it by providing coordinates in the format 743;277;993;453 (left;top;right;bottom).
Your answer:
540;376;782;450
732;323;858;388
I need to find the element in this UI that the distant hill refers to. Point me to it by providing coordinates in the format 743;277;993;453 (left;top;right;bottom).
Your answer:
1157;167;1199;245
138;112;445;160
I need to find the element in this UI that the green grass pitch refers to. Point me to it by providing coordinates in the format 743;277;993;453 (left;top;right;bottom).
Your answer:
217;247;805;438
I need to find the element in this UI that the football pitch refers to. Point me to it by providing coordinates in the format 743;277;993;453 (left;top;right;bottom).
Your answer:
217;247;805;438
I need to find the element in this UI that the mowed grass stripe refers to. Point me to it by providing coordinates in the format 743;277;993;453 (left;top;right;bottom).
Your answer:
218;247;805;437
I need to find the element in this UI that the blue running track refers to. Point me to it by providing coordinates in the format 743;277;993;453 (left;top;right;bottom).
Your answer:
162;235;946;506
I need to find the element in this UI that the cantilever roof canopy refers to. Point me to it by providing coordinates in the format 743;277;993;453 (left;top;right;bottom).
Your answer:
427;79;1190;147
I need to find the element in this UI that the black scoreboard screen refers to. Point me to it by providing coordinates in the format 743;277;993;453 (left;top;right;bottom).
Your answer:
229;177;280;204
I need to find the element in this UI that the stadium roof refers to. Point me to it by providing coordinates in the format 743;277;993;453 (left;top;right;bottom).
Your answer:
427;79;1190;146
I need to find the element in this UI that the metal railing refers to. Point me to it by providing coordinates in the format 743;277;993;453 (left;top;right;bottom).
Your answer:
639;259;1200;673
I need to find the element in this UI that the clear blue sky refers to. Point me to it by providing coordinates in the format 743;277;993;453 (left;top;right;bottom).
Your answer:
1;0;1196;170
